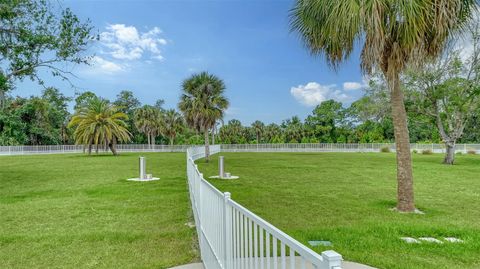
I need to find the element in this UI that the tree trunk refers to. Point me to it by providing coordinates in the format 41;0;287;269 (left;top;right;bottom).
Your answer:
109;137;118;156
212;127;215;145
443;142;455;165
434;105;456;165
0;90;5;109
151;134;155;149
204;128;210;163
170;136;174;146
147;133;151;149
257;133;260;144
387;71;415;212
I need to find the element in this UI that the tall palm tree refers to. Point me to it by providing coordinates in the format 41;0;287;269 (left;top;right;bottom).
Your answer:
265;123;282;143
179;72;229;162
68;98;131;155
161;109;184;146
291;0;476;212
134;105;162;149
251;120;265;143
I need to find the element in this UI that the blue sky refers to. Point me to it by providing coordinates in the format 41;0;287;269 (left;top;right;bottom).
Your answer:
15;0;366;125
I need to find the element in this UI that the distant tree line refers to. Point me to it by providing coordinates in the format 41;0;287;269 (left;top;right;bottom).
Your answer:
1;75;479;148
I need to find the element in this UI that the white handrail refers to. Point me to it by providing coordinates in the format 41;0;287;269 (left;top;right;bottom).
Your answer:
186;145;342;269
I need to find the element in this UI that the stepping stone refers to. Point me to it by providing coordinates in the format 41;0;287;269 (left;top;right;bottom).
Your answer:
308;240;332;247
400;237;420;244
185;222;196;228
444;237;464;243
418;237;443;244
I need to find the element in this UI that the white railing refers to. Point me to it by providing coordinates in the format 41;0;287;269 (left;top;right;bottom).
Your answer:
2;143;479;156
187;146;342;269
220;143;480;154
0;144;191;155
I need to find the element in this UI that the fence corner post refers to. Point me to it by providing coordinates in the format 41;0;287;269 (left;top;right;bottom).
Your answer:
321;250;342;269
223;192;232;269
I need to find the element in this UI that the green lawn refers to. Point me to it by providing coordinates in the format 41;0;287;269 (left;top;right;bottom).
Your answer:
0;153;198;269
197;152;480;269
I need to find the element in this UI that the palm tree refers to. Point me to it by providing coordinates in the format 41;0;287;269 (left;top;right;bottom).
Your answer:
265;123;282;143
179;72;229;162
134;105;162;149
251;120;265;143
68;98;131;155
161;109;184;146
291;0;476;212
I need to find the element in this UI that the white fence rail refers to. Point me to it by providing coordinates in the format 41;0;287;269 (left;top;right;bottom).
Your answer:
0;144;191;155
2;143;480;156
220;143;480;153
187;146;342;269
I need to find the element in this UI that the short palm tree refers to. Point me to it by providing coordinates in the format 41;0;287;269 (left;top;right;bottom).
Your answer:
291;0;476;212
179;72;229;162
68;98;131;155
161;109;184;146
134;105;162;149
251;120;265;143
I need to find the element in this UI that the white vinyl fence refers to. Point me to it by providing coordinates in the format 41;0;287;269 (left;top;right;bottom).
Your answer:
1;143;479;156
220;143;480;153
187;146;342;269
0;144;190;155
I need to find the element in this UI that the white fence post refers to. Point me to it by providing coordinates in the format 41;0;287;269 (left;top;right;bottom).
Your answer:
321;250;343;269
223;192;232;269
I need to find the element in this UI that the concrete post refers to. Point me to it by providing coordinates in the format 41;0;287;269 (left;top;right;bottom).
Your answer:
139;156;146;180
219;156;225;178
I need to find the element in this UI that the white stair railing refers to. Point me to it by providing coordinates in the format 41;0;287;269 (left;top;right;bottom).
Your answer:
186;145;342;269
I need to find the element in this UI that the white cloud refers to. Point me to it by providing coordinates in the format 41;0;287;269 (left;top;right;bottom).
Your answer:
343;82;363;91
290;82;351;106
100;24;167;61
90;56;125;74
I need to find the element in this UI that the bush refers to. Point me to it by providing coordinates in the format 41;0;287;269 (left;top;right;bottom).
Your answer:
467;150;477;155
380;146;390;153
421;149;433;155
412;149;418;154
456;151;463;155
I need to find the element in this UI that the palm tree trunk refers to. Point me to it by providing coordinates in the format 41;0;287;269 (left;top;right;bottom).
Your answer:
151;133;155;150
204;128;210;163
88;142;92;155
147;132;151;148
109;137;118;156
170;136;174;146
212;127;215;145
388;71;415;212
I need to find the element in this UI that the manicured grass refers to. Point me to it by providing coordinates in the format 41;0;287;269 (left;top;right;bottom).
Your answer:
0;153;198;269
198;152;480;269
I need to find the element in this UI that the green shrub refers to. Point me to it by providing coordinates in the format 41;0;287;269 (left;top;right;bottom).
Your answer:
456;151;463;155
380;146;390;153
412;149;418;154
467;150;477;155
421;149;433;155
